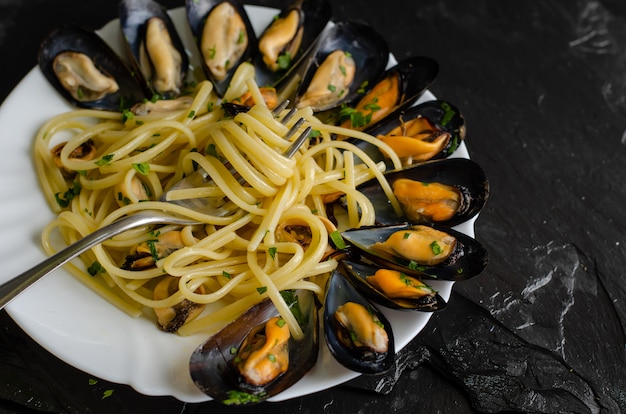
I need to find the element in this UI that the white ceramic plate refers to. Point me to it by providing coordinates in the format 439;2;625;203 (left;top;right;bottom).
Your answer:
0;5;472;403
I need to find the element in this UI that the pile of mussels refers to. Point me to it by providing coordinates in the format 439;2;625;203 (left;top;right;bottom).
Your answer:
37;0;490;405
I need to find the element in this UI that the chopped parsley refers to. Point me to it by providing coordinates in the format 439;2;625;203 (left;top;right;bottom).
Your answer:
132;162;150;175
357;81;369;94
117;192;131;205
268;246;278;259
329;231;346;249
95;154;114;166
440;101;455;126
121;109;134;123
146;239;160;262
223;390;265;405
277;52;292;70
430;241;443;255
101;389;114;400
205;143;218;157
257;286;268;295
54;180;81;208
222;271;232;279
87;261;106;276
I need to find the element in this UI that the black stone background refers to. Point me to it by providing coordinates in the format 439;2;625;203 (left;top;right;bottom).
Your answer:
0;0;624;413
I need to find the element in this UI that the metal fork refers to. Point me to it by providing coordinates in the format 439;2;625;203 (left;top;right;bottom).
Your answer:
0;104;311;309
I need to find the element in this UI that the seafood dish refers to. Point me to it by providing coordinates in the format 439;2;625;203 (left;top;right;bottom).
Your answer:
16;0;491;404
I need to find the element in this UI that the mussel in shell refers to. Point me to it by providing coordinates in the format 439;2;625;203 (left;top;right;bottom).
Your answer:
293;21;389;112
119;0;189;98
357;158;489;227
341;223;488;281
355;99;466;166
323;270;394;373
185;0;257;97
190;289;318;405
255;0;331;86
338;56;439;133
338;260;446;312
38;25;149;110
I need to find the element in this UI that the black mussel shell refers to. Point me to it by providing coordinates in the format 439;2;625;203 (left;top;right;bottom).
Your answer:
38;24;150;111
190;289;318;405
119;0;189;98
338;55;439;132
292;21;389;113
255;0;332;87
323;270;395;374
352;99;466;166
338;260;446;312
341;222;488;281
185;0;258;97
357;158;489;227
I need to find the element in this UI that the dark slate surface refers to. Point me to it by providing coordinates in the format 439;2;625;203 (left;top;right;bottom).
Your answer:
0;0;624;413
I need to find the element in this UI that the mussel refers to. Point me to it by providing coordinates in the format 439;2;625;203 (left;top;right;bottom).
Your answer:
153;275;206;332
255;0;332;87
341;222;488;281
119;0;189;98
337;56;439;133
186;0;258;97
51;139;97;179
355;99;466;166
323;270;394;373
292;21;389;112
338;260;446;312
190;289;318;405
38;25;149;110
356;158;489;227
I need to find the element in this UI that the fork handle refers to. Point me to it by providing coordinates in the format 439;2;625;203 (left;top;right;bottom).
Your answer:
0;213;168;310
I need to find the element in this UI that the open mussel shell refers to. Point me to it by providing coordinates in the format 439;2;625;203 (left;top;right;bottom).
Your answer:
255;0;332;87
354;99;466;166
185;0;258;97
292;21;389;112
338;260;447;312
323;270;395;374
358;158;489;227
189;289;318;405
38;24;149;111
341;222;488;281
338;55;439;132
119;0;189;98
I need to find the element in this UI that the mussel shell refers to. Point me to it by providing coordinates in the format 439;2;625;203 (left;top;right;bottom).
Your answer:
357;158;489;227
189;290;318;405
341;222;488;281
119;0;189;98
353;99;466;166
338;260;447;312
38;24;150;111
255;0;332;87
293;21;389;112
185;0;258;97
323;270;395;374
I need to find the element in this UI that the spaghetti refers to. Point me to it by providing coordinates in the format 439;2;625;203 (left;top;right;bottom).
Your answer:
33;66;404;338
